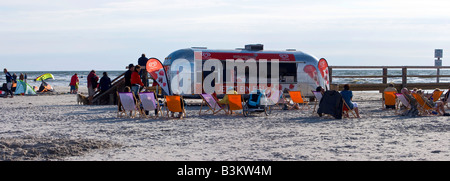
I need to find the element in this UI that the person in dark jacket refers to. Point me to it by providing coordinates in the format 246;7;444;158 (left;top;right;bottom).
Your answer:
99;72;112;94
124;64;134;90
3;68;14;98
138;54;149;87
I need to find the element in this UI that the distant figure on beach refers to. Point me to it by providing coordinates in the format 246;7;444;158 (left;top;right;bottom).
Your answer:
87;70;99;105
138;54;149;87
19;73;24;81
3;68;14;98
130;65;146;98
99;72;112;94
340;84;360;118
24;73;27;83
69;73;79;94
124;64;134;90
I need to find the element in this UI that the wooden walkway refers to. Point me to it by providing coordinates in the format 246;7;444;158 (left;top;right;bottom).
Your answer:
329;66;450;92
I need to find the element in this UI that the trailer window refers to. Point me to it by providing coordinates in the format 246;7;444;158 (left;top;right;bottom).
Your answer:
279;63;297;83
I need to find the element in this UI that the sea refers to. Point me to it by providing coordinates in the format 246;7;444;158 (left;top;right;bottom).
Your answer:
1;69;449;89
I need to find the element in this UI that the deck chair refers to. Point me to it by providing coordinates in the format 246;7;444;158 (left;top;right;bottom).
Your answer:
117;92;140;118
312;91;323;114
227;94;244;115
383;91;397;111
342;99;357;118
164;95;186;118
138;92;162;118
288;91;310;110
267;90;288;109
199;93;227;115
412;93;435;115
431;90;444;102
396;93;411;109
395;93;411;115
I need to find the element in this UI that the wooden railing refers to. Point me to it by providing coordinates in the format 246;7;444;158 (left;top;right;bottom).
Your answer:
92;72;125;105
329;66;450;92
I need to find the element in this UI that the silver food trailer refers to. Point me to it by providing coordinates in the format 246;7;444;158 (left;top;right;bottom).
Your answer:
162;44;329;97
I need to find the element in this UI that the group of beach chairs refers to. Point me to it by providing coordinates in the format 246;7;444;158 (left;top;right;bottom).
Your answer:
116;87;448;119
115;89;321;119
383;88;450;116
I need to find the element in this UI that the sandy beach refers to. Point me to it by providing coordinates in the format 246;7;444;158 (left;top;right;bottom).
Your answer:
1;86;449;161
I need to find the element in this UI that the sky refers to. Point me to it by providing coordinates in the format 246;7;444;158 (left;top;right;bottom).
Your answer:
1;0;450;71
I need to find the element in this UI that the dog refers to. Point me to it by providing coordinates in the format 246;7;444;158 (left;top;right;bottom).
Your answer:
76;93;89;105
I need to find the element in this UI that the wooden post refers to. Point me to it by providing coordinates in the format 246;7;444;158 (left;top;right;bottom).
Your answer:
437;68;440;83
402;67;407;88
382;67;387;84
329;67;333;84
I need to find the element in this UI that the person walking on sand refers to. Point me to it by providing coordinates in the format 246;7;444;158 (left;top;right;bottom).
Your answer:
3;68;14;98
87;70;99;105
69;73;79;94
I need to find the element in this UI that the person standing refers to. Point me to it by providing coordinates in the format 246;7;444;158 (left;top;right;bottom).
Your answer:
99;72;112;94
69;73;79;94
124;64;134;90
87;70;99;105
138;54;149;87
130;65;146;98
3;68;14;98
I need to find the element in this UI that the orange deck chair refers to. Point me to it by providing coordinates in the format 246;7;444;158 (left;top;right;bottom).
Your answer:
227;94;244;115
431;90;444;102
411;93;434;115
383;91;397;111
165;95;186;118
288;91;310;110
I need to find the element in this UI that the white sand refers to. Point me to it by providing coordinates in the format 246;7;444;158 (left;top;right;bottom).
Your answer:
1;86;449;161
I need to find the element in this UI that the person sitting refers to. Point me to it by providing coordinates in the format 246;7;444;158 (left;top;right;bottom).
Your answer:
417;89;446;116
340;84;360;118
383;83;397;109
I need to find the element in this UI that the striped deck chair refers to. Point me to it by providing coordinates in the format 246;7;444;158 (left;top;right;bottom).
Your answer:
289;91;310;110
165;95;186;119
138;92;162;118
117;92;140;118
227;94;244;115
199;93;227;115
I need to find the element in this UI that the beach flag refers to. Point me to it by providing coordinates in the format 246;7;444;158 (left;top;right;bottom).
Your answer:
146;58;171;95
318;58;330;90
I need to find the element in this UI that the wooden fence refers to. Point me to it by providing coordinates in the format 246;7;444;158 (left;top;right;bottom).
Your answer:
329;66;450;92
